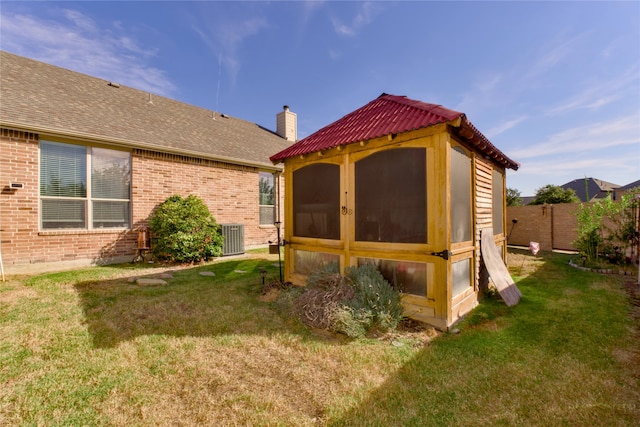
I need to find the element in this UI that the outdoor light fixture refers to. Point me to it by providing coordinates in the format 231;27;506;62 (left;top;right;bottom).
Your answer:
259;267;267;286
507;218;518;240
269;221;284;283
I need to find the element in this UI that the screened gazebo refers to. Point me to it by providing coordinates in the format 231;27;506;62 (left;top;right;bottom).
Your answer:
270;94;521;329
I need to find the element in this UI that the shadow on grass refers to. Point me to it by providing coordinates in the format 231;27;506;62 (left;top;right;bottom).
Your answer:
73;256;311;348
328;251;640;426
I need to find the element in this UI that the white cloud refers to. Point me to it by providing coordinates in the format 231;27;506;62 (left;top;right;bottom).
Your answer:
456;31;589;116
485;116;528;139
507;151;640;195
192;15;268;84
522;32;586;81
509;114;640;160
455;74;503;113
0;8;174;96
331;1;381;37
546;65;640;114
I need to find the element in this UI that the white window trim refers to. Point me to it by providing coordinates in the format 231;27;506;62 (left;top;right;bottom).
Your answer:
39;140;132;231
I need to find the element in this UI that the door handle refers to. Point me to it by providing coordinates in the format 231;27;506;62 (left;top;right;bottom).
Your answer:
431;249;451;260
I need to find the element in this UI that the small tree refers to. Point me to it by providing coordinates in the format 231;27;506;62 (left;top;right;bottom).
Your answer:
530;184;580;205
574;200;606;262
149;194;224;263
507;187;522;206
574;189;640;264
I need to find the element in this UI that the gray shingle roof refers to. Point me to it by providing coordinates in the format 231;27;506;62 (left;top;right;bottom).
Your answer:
0;51;292;169
618;179;640;191
561;177;620;202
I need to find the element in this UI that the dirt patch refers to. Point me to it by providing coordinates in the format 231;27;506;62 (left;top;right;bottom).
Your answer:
0;285;39;305
375;318;441;347
507;251;545;277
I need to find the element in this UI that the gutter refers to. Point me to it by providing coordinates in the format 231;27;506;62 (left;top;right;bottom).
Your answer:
0;121;284;172
448;116;520;171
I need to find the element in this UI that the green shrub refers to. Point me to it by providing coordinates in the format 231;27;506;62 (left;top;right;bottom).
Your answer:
574;190;640;264
149;194;224;263
343;264;404;332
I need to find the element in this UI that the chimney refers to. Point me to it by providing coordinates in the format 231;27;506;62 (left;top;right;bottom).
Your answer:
276;105;297;141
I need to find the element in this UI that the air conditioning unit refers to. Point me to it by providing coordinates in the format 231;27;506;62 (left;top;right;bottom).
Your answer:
221;224;244;256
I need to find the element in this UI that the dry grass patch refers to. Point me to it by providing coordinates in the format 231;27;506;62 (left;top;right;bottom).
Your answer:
1;250;639;426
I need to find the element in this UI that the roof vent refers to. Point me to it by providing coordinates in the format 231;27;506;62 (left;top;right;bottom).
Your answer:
107;82;120;88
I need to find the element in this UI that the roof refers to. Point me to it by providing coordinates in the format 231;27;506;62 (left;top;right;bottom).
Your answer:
270;93;519;170
0;51;292;169
618;179;640;191
561;177;620;202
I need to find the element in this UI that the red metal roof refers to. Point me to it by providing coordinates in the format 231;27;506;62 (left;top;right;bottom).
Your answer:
270;93;519;170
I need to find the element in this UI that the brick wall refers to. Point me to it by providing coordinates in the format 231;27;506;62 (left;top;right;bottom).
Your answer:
506;202;615;252
0;129;283;272
506;204;554;251
132;149;281;247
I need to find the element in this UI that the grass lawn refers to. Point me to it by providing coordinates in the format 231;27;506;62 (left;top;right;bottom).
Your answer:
1;249;638;426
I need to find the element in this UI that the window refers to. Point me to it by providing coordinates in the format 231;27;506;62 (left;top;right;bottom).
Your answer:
40;141;131;230
492;169;504;234
259;172;276;225
293;250;340;275
358;257;427;297
293;163;340;239
355;148;426;243
452;258;472;296
450;146;472;243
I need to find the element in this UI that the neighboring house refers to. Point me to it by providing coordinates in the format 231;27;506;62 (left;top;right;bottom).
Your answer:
270;93;520;330
561;177;620;202
0;51;295;274
615;180;640;200
520;196;536;206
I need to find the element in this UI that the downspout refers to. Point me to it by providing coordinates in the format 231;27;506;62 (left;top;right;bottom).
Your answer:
0;236;4;282
0;216;4;282
275;171;281;229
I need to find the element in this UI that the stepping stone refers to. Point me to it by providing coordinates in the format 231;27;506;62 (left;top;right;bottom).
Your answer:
199;271;216;277
234;270;247;274
127;277;137;283
157;273;173;279
137;278;167;286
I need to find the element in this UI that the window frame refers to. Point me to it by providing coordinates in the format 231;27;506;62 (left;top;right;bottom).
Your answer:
39;140;132;231
492;168;505;235
258;171;276;226
291;162;342;240
450;144;473;244
353;146;428;244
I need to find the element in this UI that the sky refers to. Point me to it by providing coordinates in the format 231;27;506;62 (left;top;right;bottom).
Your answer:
1;1;638;196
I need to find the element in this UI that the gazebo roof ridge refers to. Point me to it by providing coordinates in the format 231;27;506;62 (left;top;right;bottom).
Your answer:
270;93;519;170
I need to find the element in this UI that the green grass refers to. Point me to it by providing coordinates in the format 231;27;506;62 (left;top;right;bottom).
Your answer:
1;251;638;426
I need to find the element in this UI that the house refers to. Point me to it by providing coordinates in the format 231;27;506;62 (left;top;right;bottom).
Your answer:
615;180;640;200
561;177;620;202
0;51;295;274
270;93;520;329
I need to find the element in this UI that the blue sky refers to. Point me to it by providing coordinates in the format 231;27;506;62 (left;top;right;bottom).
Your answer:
1;1;638;196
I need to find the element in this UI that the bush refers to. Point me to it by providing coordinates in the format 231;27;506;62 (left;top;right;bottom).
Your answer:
341;264;404;333
574;190;640;265
149;194;224;263
289;264;404;338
